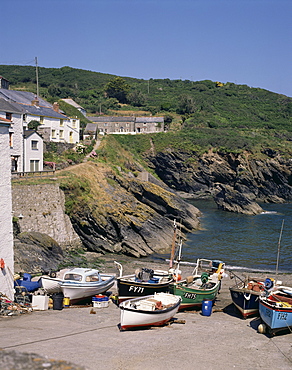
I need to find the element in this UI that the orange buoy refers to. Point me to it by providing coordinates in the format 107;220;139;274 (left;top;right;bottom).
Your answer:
0;258;5;269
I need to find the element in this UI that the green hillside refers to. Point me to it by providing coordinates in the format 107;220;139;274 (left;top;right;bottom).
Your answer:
0;65;291;131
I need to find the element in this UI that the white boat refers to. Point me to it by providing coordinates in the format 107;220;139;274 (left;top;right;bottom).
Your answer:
59;268;115;304
40;269;69;294
119;292;181;331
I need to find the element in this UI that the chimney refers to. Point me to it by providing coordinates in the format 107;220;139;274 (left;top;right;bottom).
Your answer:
31;96;39;106
53;102;60;113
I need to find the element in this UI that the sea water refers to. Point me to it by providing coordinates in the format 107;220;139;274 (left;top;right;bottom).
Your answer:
158;201;292;273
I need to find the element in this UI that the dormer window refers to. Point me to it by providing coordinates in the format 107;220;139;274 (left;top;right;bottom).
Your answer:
60;119;64;127
40;116;44;124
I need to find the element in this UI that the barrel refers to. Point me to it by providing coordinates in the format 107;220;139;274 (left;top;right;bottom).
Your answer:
52;292;64;310
202;299;213;316
63;297;70;307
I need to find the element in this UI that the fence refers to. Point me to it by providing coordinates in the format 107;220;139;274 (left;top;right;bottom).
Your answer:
11;170;56;179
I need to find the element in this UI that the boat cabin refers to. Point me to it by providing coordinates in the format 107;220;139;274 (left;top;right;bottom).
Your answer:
63;268;101;283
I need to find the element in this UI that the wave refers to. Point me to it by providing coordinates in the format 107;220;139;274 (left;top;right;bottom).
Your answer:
226;264;291;274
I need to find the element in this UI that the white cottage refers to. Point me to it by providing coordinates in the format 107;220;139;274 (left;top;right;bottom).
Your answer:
23;130;44;172
0;88;80;144
0;98;44;173
0;117;14;300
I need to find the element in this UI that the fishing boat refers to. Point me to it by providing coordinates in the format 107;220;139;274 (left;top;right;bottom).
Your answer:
114;261;173;304
258;286;292;336
119;292;181;330
40;269;70;294
257;220;292;336
229;272;265;318
59;268;115;304
169;258;225;311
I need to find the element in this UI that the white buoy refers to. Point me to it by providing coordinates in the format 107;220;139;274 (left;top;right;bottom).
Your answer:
258;323;266;334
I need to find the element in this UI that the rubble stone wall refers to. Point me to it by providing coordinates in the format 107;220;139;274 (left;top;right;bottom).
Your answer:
12;184;81;248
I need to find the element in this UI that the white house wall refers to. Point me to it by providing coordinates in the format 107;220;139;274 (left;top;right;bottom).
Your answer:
24;133;44;172
0;112;24;172
0;124;14;300
26;114;80;144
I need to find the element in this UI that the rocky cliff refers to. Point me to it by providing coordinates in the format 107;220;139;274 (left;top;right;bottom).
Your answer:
60;162;201;257
12;161;201;272
12;144;292;273
145;149;292;214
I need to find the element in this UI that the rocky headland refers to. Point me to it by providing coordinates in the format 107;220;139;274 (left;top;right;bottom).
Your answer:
12;145;292;273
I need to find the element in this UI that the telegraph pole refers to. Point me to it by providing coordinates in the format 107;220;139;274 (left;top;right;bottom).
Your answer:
35;57;39;97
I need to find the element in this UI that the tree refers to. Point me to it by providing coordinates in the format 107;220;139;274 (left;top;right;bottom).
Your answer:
127;90;146;107
177;95;197;114
27;120;41;130
104;77;130;104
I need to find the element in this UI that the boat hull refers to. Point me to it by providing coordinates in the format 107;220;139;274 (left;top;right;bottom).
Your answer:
259;294;292;335
117;276;172;303
119;293;181;330
60;274;115;304
229;287;261;319
169;280;220;311
41;276;62;294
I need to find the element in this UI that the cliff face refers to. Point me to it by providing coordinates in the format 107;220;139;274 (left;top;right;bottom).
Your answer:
12;147;292;273
146;149;292;214
61;162;201;258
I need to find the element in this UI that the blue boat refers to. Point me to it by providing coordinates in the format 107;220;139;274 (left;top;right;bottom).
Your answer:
259;286;292;336
229;272;265;319
14;273;41;292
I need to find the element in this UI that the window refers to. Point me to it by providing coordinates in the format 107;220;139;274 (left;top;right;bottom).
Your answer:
52;129;56;139
23;114;27;122
60;119;64;126
69;131;73;143
59;130;64;139
9;133;13;148
30;160;39;172
40;116;44;124
6;112;12;120
72;120;76;128
31;140;38;150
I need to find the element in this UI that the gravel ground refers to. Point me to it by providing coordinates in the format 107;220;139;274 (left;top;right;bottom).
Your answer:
0;257;291;370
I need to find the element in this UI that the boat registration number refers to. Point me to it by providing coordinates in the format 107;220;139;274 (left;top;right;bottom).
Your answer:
183;292;197;300
277;312;288;320
129;286;144;294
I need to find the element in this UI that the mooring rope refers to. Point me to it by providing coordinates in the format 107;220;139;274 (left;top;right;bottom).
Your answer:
1;324;117;350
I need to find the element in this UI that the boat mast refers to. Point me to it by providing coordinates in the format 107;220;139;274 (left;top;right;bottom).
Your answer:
276;219;284;276
169;220;177;269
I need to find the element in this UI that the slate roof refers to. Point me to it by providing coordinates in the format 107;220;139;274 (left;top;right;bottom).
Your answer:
90;116;135;123
84;123;98;134
22;104;67;119
61;98;85;110
0;88;52;107
23;129;42;139
135;117;164;123
0;98;25;114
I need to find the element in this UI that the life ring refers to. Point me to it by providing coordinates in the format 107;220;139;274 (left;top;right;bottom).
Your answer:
0;258;5;269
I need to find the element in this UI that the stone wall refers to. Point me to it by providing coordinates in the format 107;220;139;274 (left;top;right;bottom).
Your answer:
12;184;81;248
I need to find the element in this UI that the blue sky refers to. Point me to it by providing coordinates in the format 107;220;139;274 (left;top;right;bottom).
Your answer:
1;0;291;97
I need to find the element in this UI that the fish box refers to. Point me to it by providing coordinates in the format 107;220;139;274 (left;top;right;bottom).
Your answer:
32;295;49;310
